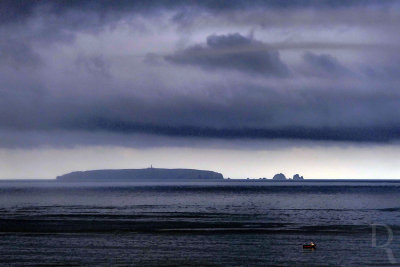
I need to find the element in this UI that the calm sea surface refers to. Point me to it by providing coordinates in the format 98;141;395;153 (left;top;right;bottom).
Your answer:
0;180;399;266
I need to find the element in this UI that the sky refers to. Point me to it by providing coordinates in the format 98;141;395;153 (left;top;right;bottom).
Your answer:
1;0;400;179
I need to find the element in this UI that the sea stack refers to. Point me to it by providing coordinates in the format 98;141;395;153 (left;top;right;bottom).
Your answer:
293;174;304;180
272;173;287;180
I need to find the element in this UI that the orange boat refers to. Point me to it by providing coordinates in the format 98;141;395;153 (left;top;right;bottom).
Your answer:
303;242;317;249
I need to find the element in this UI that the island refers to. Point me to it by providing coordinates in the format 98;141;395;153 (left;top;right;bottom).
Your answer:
272;173;287;180
292;174;304;180
271;173;305;181
56;167;224;181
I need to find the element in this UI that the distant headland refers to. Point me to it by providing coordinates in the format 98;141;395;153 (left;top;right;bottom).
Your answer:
56;168;224;181
56;168;306;182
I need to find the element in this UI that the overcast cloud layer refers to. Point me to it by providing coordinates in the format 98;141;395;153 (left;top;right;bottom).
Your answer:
1;0;400;148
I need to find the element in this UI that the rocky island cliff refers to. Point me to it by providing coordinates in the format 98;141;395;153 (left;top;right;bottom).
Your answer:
56;168;224;181
272;173;305;181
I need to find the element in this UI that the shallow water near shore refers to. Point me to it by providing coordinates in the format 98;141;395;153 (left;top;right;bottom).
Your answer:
0;180;399;266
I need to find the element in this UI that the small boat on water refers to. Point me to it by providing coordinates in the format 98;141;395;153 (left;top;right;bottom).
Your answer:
303;242;316;249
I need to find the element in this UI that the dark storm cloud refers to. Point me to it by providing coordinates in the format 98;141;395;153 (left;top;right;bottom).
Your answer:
1;1;398;47
1;0;400;148
2;77;400;144
1;0;397;33
165;33;289;76
303;53;343;72
57;118;400;143
0;39;42;67
300;52;350;77
75;55;111;77
1;0;396;21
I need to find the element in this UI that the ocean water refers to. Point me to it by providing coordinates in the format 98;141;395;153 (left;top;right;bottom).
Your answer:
0;181;399;266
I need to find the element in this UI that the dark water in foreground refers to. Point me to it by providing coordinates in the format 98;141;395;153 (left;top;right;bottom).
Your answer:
0;181;399;266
